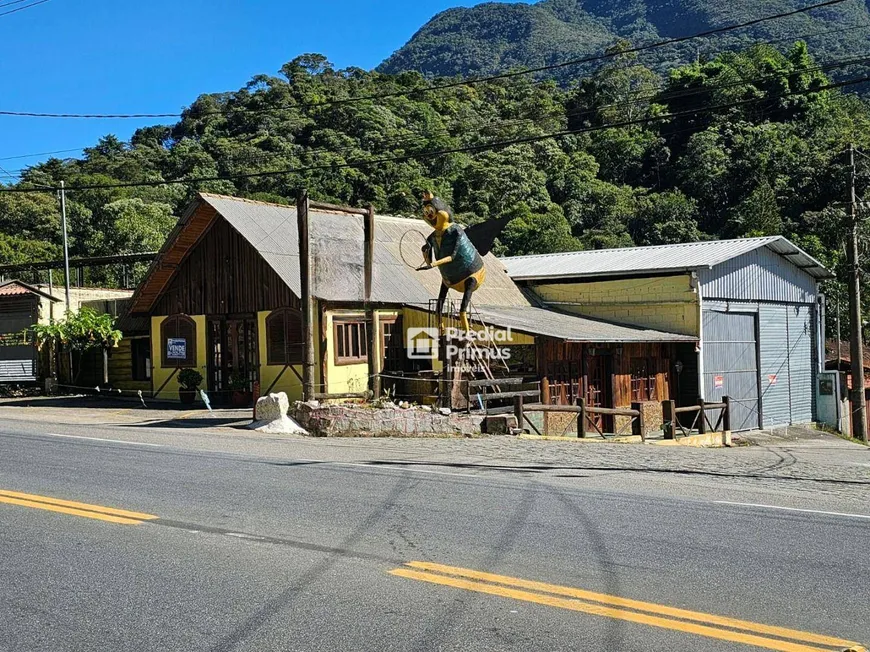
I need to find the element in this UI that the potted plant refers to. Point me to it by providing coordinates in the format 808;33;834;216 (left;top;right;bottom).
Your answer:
228;373;252;407
177;368;203;405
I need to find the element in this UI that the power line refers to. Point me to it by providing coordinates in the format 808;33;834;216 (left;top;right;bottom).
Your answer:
5;49;866;181
0;0;37;8
0;0;51;18
0;0;851;119
1;51;865;189
3;71;865;195
0;147;84;161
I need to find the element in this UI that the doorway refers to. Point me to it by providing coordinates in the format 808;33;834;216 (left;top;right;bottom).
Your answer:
207;316;259;405
585;354;613;433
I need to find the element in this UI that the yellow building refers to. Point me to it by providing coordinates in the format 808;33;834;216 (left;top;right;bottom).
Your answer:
123;193;542;405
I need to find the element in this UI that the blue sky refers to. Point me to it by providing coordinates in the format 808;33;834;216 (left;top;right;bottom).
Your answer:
0;0;528;180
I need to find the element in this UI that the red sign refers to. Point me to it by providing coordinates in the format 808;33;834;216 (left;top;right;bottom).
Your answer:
714;375;724;389
768;374;778;385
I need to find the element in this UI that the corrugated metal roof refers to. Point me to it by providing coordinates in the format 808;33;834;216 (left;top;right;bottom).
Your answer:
501;236;834;281
0;280;60;301
472;305;697;343
200;194;529;307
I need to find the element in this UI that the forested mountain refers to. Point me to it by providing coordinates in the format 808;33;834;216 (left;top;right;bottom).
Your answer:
1;42;869;325
379;0;870;81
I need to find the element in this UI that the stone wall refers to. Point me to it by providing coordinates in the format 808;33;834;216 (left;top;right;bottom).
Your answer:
292;402;483;437
613;401;662;437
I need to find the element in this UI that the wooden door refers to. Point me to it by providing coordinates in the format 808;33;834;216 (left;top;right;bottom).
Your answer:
207;316;258;403
586;355;613;433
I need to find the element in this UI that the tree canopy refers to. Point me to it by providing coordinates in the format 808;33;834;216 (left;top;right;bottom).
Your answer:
1;42;869;332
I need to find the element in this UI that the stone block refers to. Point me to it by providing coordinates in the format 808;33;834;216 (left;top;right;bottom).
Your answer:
482;414;519;435
249;393;307;435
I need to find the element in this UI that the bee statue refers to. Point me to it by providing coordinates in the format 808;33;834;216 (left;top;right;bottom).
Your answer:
418;191;512;333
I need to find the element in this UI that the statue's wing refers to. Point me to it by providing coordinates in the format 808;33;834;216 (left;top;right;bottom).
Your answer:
463;217;513;256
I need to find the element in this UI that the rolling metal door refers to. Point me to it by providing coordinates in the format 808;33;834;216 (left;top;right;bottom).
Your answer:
759;305;791;427
0;300;37;382
702;310;760;431
759;304;815;426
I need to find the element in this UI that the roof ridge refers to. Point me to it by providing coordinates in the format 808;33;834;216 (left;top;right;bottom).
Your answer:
199;192;415;222
501;236;779;261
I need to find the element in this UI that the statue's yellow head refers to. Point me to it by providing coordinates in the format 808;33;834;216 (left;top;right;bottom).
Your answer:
422;190;453;232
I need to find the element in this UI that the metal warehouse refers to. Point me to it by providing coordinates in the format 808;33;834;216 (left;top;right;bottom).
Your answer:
502;237;834;430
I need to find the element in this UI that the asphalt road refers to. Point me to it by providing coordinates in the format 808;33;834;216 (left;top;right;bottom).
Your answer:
0;419;867;652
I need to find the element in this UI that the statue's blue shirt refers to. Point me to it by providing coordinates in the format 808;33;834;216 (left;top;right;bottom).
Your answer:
427;224;484;287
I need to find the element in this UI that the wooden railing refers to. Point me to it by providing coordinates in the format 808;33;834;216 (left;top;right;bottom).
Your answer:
661;397;731;439
513;396;647;442
467;378;540;415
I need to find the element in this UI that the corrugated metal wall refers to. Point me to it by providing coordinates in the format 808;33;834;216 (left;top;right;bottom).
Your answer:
701;248;819;428
700;246;817;304
701;309;760;431
788;304;814;423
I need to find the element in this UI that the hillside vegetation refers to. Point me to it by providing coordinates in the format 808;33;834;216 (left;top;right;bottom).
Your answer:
379;0;870;81
1;42;869;326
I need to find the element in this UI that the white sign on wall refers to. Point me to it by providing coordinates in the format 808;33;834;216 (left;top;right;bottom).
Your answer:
166;338;187;360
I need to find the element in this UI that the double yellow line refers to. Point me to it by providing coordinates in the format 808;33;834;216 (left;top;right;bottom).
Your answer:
390;562;865;652
0;490;157;525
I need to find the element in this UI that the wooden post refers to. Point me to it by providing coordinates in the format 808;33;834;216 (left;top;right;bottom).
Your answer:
631;401;645;442
577;396;587;438
364;205;379;401
297;190;315;402
697;398;707;434
662;400;676;439
541;377;550;404
514;395;524;432
102;346;109;386
722;395;731;433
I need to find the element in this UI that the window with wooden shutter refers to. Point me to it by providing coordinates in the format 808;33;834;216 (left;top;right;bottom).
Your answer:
266;308;303;365
160;315;197;368
333;319;368;365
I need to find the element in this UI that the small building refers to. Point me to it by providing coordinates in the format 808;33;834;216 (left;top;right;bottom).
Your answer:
0;280;59;383
123;193;694;421
503;237;833;430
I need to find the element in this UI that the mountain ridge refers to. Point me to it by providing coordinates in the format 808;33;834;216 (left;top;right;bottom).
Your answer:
378;0;870;81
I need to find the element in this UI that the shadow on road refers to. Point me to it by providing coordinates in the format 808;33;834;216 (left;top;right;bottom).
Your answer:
363;459;870;486
207;476;419;652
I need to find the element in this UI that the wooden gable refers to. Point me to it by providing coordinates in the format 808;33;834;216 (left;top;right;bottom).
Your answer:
132;201;298;316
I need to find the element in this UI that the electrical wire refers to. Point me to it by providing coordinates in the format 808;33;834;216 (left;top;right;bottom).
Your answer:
4;24;870;175
2;71;866;195
0;0;51;18
5;49;867;184
0;0;850;119
2;49;865;184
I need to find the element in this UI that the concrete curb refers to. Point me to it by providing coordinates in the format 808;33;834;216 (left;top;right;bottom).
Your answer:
518;434;642;444
517;431;732;448
653;431;732;448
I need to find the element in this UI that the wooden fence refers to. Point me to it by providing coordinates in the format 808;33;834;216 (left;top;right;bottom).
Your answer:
514;395;647;442
662;397;731;439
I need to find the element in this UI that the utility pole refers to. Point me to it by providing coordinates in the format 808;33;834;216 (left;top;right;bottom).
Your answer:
297;189;315;402
846;144;868;441
59;180;71;311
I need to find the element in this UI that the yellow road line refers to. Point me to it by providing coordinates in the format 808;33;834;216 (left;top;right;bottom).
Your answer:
405;561;858;650
391;564;864;652
0;490;157;525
